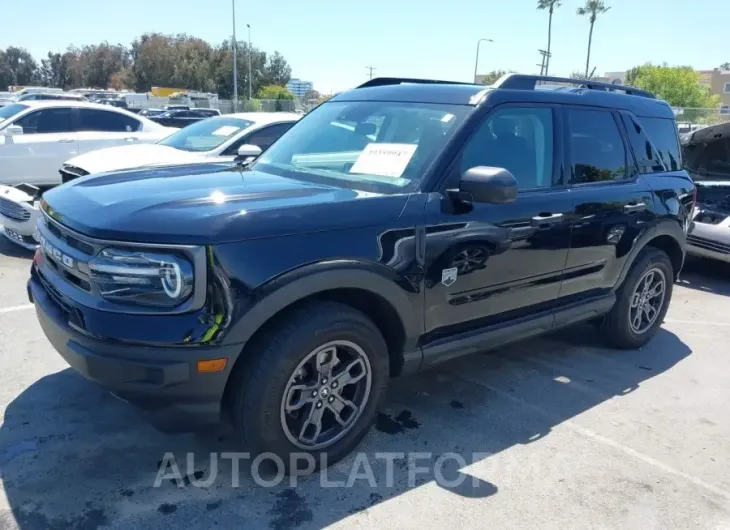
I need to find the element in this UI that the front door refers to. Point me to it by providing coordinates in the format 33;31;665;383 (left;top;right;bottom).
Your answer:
423;103;571;339
0;107;79;186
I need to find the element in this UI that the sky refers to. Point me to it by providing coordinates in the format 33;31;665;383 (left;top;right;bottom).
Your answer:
2;0;729;94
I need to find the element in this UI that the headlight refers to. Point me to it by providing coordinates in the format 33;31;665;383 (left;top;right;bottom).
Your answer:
89;248;194;307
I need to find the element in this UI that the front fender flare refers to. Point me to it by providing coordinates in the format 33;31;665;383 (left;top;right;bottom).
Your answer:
222;263;423;353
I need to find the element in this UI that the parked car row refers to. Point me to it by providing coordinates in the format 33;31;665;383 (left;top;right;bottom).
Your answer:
0;107;300;249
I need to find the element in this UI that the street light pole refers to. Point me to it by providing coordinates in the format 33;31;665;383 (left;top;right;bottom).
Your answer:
247;24;252;101
232;0;238;112
473;38;494;83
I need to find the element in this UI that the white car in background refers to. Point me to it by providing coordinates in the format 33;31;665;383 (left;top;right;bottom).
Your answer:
58;112;300;180
0;112;300;251
0;100;175;187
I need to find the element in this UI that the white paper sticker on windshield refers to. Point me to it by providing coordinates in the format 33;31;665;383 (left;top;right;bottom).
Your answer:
349;143;418;178
211;125;241;137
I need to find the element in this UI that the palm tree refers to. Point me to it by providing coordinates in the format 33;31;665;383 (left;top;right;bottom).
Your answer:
537;0;561;76
577;0;611;78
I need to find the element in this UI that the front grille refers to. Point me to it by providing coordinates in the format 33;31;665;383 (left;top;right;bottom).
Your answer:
59;165;89;184
39;213;99;295
0;197;31;222
687;235;730;255
45;219;95;255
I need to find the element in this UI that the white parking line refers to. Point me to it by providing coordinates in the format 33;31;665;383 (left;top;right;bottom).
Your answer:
0;304;33;314
454;371;730;502
665;318;730;327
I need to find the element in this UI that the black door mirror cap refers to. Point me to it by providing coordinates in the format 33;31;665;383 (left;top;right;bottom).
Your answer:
460;166;518;204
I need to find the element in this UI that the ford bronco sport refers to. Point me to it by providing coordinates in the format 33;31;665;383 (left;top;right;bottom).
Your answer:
28;74;695;471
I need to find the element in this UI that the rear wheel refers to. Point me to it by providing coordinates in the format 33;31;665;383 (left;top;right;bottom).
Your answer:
601;248;674;349
229;301;389;473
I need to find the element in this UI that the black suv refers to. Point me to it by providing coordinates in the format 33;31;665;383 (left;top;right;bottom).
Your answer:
28;74;694;471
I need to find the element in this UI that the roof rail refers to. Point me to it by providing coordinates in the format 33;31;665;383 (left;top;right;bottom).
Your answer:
493;73;656;99
357;77;471;89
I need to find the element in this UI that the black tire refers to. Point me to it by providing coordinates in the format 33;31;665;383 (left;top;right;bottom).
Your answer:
601;247;674;349
229;301;389;474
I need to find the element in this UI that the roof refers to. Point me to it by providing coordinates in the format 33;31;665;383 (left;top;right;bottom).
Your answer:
332;75;675;119
332;83;489;106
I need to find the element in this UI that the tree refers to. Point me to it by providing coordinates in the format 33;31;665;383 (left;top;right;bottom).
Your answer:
0;47;38;87
577;0;610;78
720;62;730;70
537;0;561;76
257;84;294;111
625;63;720;110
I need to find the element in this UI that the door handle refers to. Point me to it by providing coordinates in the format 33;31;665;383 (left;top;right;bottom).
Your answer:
58;139;75;143
624;202;647;214
531;213;564;227
124;137;139;142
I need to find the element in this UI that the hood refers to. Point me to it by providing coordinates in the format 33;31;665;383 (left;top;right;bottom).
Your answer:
0;184;36;204
41;165;407;245
65;144;205;174
681;121;730;182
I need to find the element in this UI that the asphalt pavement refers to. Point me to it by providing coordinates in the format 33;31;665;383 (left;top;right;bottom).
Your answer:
0;234;729;529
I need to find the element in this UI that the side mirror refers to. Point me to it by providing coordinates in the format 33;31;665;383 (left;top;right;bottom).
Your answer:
4;125;23;137
236;144;262;159
458;166;518;204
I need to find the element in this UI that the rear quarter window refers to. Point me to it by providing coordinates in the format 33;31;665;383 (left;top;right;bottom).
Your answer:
637;116;682;171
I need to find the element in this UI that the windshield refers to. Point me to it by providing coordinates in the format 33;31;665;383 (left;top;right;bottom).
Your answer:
255;100;469;193
0;103;29;124
158;117;254;152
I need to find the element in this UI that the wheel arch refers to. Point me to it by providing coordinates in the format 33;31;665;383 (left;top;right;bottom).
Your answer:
222;263;422;385
614;222;685;290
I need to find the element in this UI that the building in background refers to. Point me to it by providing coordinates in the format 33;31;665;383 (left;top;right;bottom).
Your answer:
697;69;730;110
286;78;314;98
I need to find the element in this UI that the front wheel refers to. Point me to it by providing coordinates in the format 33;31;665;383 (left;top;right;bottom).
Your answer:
601;247;674;349
229;301;389;473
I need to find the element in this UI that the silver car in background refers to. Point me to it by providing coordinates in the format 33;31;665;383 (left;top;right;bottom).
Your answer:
682;122;730;263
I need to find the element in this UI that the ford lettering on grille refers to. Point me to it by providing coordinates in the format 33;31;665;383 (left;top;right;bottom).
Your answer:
39;234;75;269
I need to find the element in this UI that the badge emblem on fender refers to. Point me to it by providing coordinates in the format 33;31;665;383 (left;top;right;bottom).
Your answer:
441;267;458;287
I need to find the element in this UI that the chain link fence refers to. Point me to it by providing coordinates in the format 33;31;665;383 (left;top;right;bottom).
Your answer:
673;107;730;130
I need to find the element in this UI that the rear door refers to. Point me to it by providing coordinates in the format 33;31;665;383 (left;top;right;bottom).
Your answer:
0;107;79;186
76;108;144;153
559;106;656;299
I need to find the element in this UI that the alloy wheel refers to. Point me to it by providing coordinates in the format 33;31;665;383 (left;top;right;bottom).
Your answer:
280;340;372;450
629;267;667;335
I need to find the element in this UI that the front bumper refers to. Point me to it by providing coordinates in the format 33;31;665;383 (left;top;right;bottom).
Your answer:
28;271;241;432
0;200;41;251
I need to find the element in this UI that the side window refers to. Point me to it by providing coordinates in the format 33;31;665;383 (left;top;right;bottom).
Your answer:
224;123;295;155
620;113;665;173
15;108;75;134
78;109;141;132
567;109;627;184
242;123;296;151
461;106;555;189
638;117;682;171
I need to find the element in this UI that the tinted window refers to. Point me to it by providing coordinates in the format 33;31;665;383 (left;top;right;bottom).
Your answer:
568;109;627;184
78;109;140;132
15;108;75;134
639;117;681;171
240;123;296;151
621;114;665;173
461;106;555;189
